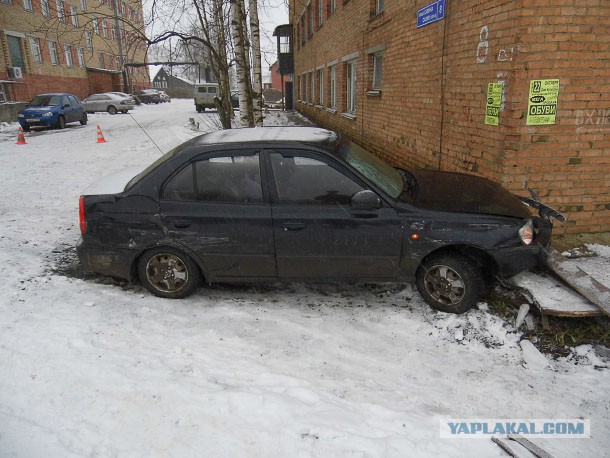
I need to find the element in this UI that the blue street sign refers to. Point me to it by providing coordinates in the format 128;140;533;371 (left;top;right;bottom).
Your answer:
417;0;446;28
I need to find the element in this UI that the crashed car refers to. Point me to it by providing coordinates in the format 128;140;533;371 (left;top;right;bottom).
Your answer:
77;127;563;313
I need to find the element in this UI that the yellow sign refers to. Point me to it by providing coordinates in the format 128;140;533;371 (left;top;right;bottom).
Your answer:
485;82;503;126
527;79;560;125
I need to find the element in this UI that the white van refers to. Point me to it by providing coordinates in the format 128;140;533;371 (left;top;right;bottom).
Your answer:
194;83;219;112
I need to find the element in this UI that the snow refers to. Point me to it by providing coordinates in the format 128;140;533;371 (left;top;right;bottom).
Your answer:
1;99;610;457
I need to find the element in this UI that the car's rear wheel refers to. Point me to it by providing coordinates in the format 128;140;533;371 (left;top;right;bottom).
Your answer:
107;105;117;115
137;247;200;299
80;113;88;125
416;253;483;314
56;115;66;129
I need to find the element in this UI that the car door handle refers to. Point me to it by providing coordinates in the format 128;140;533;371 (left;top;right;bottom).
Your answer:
283;222;305;231
172;220;192;229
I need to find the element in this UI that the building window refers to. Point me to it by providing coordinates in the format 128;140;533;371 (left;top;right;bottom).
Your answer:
307;2;314;37
375;0;384;14
111;24;116;40
56;0;65;21
329;0;337;14
64;44;73;66
70;5;79;26
93;16;99;34
80;0;87;12
23;0;33;11
41;0;50;16
345;59;357;113
29;37;42;63
85;30;93;50
102;20;108;38
318;68;324;106
77;46;85;66
372;52;383;89
115;55;121;69
98;52;105;68
329;64;337;109
49;41;59;65
318;0;324;27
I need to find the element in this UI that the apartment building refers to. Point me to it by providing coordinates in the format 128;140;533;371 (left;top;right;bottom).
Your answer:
290;0;610;234
1;0;149;102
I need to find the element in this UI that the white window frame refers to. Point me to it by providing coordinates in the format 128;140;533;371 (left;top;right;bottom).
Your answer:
346;59;357;114
70;5;79;26
376;0;384;15
29;37;42;63
23;0;33;11
49;41;59;65
56;0;65;22
77;46;85;66
318;68;324;106
318;0;324;26
85;30;93;50
93;16;99;34
101;20;108;38
98;51;104;68
41;0;50;16
80;0;87;12
310;71;315;104
63;44;73;66
330;0;337;14
372;52;383;89
329;65;337;109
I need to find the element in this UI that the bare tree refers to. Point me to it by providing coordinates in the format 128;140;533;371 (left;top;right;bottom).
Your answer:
249;0;264;126
231;0;254;127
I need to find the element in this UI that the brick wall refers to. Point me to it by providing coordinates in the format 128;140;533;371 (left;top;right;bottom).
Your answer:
291;0;610;234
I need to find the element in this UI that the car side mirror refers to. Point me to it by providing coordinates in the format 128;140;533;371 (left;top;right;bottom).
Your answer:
351;190;381;210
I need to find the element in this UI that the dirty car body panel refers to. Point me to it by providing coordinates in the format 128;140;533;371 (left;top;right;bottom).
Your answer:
77;127;560;312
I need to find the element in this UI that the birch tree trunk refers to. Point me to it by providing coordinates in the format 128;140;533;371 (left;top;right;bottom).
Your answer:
249;0;264;126
231;0;254;127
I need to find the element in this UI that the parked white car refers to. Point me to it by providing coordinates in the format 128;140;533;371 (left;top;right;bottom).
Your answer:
83;93;136;114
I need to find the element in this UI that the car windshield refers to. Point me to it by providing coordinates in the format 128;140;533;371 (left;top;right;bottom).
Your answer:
30;95;61;106
336;140;403;198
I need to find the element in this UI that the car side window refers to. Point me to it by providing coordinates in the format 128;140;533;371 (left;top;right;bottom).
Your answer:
68;95;79;106
162;153;262;203
270;151;363;205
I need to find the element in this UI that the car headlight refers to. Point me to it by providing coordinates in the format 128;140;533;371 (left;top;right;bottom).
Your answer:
519;219;534;245
42;112;54;117
18;113;24;118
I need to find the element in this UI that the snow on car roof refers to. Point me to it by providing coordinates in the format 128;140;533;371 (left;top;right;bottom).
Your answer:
195;126;339;146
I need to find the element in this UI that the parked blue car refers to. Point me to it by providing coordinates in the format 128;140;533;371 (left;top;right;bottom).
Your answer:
18;93;88;131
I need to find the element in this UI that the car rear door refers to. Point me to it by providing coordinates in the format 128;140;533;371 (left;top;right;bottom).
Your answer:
159;150;276;280
266;149;402;279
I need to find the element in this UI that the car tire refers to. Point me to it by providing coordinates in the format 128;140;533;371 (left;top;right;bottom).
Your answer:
80;113;88;125
137;247;200;299
416;253;483;314
121;110;128;114
107;106;117;115
56;116;66;129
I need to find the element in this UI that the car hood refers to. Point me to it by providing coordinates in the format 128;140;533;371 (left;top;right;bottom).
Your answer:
21;106;57;114
82;165;147;195
404;169;531;218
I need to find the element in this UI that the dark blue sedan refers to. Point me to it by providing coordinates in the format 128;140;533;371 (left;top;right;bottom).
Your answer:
18;93;88;131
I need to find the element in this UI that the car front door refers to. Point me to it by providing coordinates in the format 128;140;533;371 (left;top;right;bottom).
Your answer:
159;151;276;280
267;149;402;279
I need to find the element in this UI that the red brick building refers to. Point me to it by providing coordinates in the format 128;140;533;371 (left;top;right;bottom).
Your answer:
1;0;149;103
290;0;610;234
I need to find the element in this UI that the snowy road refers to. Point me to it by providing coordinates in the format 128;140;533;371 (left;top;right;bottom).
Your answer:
1;100;609;457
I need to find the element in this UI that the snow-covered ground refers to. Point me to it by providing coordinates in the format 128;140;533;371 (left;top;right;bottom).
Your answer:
1;100;609;457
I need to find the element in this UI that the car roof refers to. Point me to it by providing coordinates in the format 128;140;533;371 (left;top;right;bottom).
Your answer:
191;126;339;147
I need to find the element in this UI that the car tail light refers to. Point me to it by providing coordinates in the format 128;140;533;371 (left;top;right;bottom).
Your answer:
79;196;87;235
519;219;534;245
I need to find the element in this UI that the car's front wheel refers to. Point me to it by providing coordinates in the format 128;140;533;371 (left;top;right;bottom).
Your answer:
416;253;483;314
80;113;88;125
107;105;117;115
56;115;66;129
137;247;200;299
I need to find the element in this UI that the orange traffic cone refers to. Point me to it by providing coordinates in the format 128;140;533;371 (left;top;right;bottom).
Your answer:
96;125;107;143
16;127;27;145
